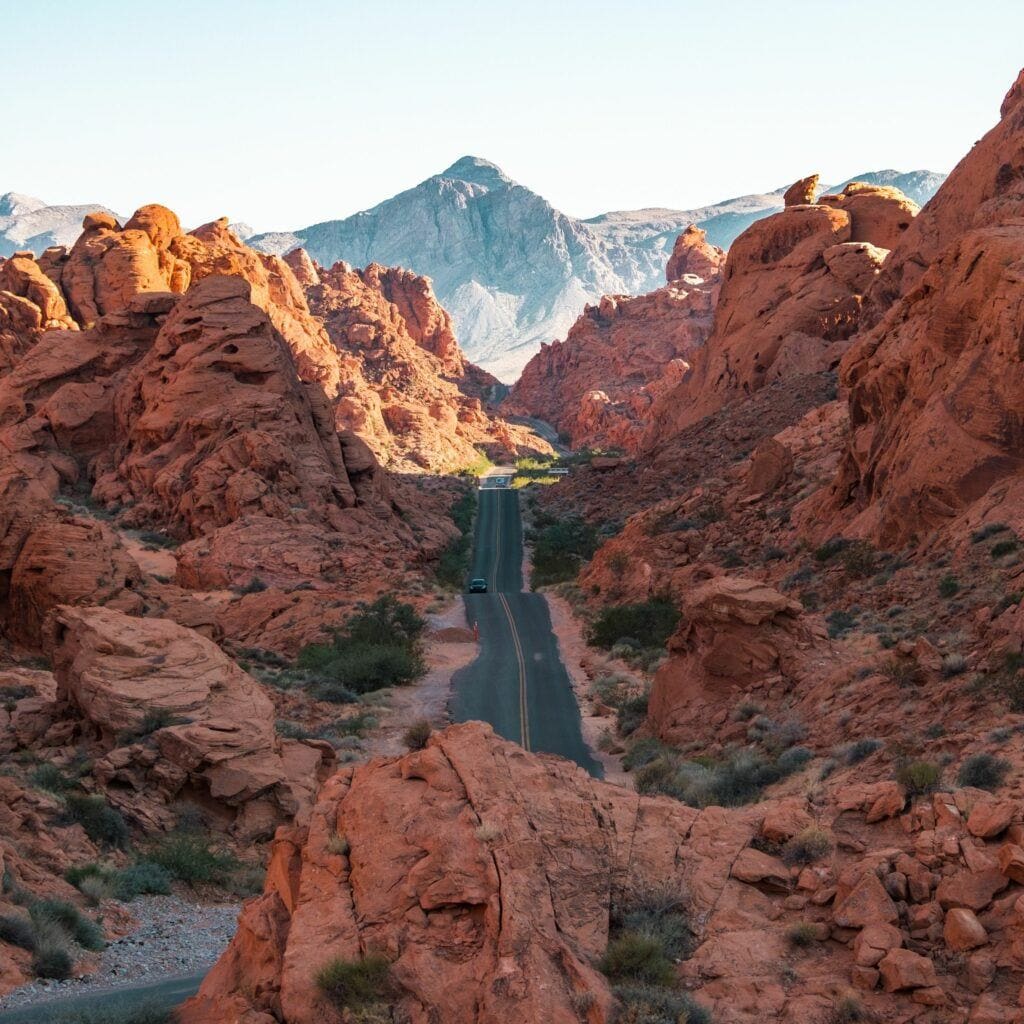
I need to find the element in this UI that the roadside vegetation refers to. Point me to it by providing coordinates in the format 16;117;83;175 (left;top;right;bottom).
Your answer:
599;880;709;1024
527;509;599;587
436;485;477;590
297;595;427;702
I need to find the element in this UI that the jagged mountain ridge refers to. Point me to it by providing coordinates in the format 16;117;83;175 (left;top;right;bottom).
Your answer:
2;164;945;381
248;160;945;379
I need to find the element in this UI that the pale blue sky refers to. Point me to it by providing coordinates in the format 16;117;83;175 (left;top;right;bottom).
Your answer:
6;0;1022;231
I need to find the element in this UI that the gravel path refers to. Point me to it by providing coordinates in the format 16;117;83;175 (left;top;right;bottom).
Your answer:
0;895;239;1013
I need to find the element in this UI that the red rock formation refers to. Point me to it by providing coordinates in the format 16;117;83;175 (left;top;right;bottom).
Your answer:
647;577;824;745
783;173;819;207
305;259;542;471
504;226;723;452
44;605;334;838
643;181;916;446
182;722;753;1024
810;69;1024;547
0;253;77;371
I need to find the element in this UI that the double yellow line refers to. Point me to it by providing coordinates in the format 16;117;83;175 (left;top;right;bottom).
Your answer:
487;488;530;751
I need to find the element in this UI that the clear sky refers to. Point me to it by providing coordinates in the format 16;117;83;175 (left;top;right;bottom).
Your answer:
6;0;1023;232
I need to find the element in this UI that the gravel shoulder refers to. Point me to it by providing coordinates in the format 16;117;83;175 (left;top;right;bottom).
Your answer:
0;895;238;1014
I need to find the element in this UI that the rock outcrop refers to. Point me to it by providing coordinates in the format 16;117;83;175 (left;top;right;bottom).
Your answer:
504;226;723;452
810;68;1024;547
43;605;334;838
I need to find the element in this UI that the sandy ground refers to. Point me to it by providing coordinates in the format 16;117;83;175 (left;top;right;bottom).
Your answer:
366;597;477;758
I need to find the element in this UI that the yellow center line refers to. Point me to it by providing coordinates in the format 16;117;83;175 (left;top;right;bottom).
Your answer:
498;592;530;751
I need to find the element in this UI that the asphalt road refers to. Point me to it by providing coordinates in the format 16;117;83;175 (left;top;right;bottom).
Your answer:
0;971;205;1023
451;477;601;776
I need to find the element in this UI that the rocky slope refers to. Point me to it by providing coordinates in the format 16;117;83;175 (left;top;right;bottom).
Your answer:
502;226;724;452
248;161;945;380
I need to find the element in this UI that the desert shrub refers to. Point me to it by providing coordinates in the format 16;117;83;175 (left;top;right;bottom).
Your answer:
147;832;236;886
77;875;115;906
957;753;1010;791
840;542;876;578
747;715;807;754
611;881;693;961
971;522;1009;542
599;933;674;986
30;899;105;951
814;537;850;562
32;939;74;980
622;738;668;772
830;996;872;1023
530;515;599;587
0;913;36;950
299;596;426;696
238;576;268;594
117;707;185;746
941;653;968;677
895;760;941;796
402;719;432;751
30;762;78;794
840;738;882;765
113;862;173;900
315;953;394;1010
730;699;764;722
591;673;632;707
991;538;1020;558
825;610;856;638
589;600;680;652
138;530;177;549
611;984;711;1024
781;828;832;867
882;657;919;688
776;746;813;774
786;922;819;947
64;795;130;849
938;574;960;598
617;693;650;737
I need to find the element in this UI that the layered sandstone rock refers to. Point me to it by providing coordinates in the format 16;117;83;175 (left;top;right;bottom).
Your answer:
181;722;755;1024
45;605;334;837
504;226;723;452
805;71;1024;547
647;577;822;744
642;179;916;446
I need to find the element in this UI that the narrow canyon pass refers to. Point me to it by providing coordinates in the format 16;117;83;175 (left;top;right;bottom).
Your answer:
3;15;1024;1024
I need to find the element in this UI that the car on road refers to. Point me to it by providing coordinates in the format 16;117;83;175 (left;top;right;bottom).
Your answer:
468;578;488;593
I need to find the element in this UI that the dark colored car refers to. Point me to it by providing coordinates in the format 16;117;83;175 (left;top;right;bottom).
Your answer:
468;578;488;593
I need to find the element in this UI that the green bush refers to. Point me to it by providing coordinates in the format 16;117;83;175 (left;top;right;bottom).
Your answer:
957;753;1010;791
938;574;960;598
991;538;1020;558
315;953;394;1009
787;922;819;948
599;933;674;986
840;738;882;765
299;596;426;697
30;763;78;794
971;522;1009;543
611;984;711;1024
530;516;599;587
113;862;173;900
147;832;236;886
0;913;36;950
895;760;941;796
589;600;680;652
611;881;693;961
436;486;477;589
617;694;649;737
30;899;105;951
825;610;856;638
64;795;130;849
402;719;432;751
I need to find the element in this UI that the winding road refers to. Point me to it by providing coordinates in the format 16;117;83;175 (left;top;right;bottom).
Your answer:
451;471;601;776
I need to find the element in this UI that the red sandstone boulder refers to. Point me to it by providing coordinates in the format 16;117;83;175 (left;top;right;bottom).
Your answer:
944;907;988;951
784;174;819;207
878;948;938;991
665;224;725;283
47;605;334;838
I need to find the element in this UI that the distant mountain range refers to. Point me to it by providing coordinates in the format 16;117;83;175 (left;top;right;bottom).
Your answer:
2;164;945;380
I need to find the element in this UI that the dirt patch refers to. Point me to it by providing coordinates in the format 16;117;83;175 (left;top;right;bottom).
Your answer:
365;597;477;758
